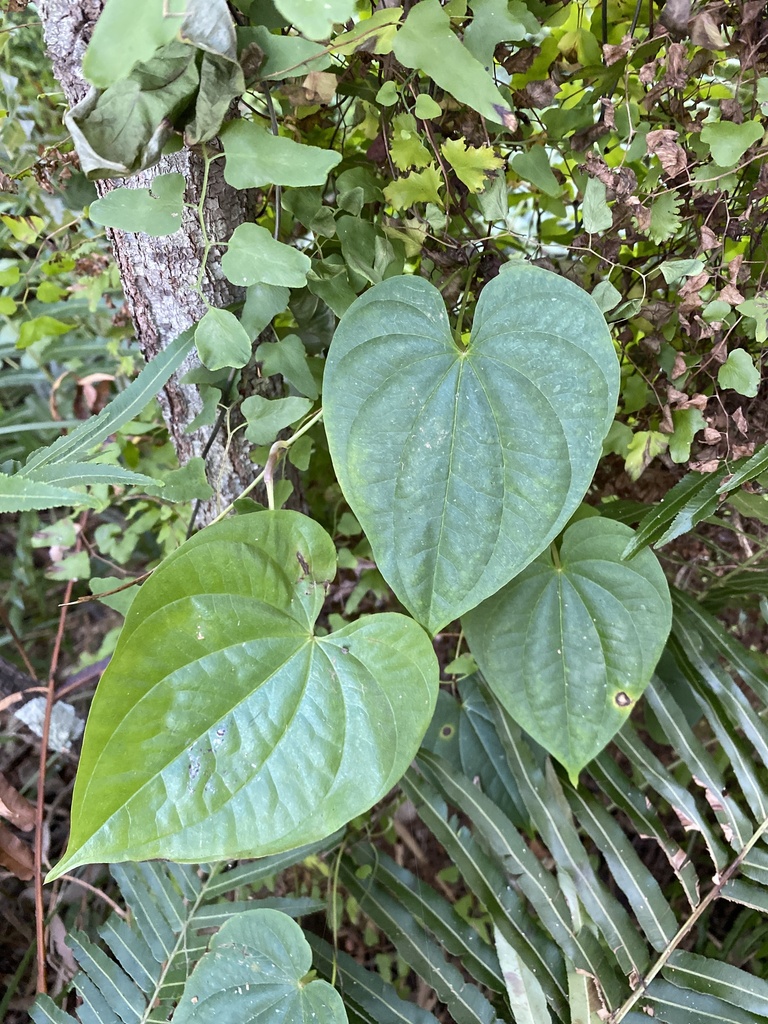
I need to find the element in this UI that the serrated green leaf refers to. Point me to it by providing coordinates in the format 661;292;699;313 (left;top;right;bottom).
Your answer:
89;173;185;235
647;192;682;243
716;442;768;493
324;267;619;634
701;119;764;167
221;120;341;189
464;518;672;781
512;146;562;196
222;223;311;288
241;394;313;444
0;473;100;513
441;138;504;193
392;0;515;127
273;0;355;41
174;909;347;1024
391;114;432;171
194;307;252;371
23;462;158;489
49;512;438;876
582;177;612;234
718;349;761;397
383;166;444;210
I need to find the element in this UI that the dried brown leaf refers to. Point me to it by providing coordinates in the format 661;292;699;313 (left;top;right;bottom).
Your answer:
0;821;34;880
646;128;688;178
732;408;749;434
690;12;727;50
719;283;745;304
0;774;35;831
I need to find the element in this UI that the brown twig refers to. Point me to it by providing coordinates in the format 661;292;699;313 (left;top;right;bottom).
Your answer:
0;605;39;680
34;511;87;995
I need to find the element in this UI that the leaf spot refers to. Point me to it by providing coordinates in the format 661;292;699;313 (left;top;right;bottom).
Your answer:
297;551;310;575
615;691;633;707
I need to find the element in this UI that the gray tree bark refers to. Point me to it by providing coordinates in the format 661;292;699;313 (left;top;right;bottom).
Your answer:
38;0;275;523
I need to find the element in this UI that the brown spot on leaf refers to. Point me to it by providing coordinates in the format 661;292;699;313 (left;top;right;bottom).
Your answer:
615;691;633;707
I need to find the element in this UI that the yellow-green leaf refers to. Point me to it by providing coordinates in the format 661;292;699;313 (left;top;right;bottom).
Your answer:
440;138;504;193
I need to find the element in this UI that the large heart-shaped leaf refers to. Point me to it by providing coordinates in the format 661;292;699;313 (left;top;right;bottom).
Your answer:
174;909;347;1024
323;266;620;635
49;512;438;878
462;517;672;781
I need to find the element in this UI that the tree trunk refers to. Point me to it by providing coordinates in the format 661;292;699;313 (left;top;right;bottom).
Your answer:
37;0;276;523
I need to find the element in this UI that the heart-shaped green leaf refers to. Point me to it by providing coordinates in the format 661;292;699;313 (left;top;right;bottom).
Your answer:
462;517;672;782
174;909;347;1024
49;511;438;878
323;266;620;635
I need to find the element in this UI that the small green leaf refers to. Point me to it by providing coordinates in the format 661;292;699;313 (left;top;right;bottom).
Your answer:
241;283;290;338
668;408;707;463
646;193;682;244
174;909;347;1024
260;334;319;399
17;316;72;349
194;308;252;371
415;93;442;119
273;0;355;41
392;0;516;127
512;147;562;197
391;114;432;171
701;119;764;167
89;173;185;235
625;430;668;481
581;177;612;234
659;258;705;285
324;267;619;634
736;295;768;345
463;518;672;782
376;81;399;107
48;512;438;875
241;395;314;444
591;280;622;313
222;223;311;288
440;138;504;193
221;120;341;189
718;349;761;397
383;166;443;210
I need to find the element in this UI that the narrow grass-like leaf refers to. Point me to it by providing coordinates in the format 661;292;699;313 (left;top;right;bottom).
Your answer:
22;462;158;489
639;977;760;1023
67;930;144;1024
716;442;768;493
645;677;751;847
567;965;605;1023
565;788;677;952
98;917;156;995
24;328;194;473
0;473;101;512
308;934;440;1024
622;470;724;558
494;926;552;1024
613;725;728;870
339;857;502;1024
401;769;568;1016
663;950;768;1015
415;751;623;1008
350;844;504;993
29;995;75;1024
588;752;700;908
204;833;343;899
722;878;768;913
485;693;650;977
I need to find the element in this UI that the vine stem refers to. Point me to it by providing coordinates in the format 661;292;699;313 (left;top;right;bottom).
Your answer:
609;812;768;1022
207;408;324;526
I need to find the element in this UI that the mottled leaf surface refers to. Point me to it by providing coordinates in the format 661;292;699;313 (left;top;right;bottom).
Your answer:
324;265;619;634
463;517;672;780
50;512;438;876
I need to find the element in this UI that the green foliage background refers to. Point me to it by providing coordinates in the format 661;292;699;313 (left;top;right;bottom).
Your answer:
0;0;767;1022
